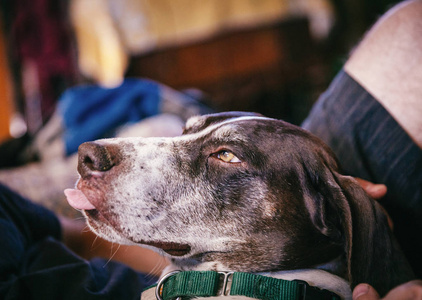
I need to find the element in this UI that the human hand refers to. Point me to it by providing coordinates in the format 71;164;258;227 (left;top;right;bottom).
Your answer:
353;281;422;300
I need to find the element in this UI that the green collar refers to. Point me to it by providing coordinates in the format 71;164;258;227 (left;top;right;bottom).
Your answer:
141;271;341;300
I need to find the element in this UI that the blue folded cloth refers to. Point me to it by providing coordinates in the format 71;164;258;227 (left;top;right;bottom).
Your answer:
59;78;161;155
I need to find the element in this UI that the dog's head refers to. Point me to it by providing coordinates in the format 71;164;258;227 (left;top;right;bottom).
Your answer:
67;112;413;295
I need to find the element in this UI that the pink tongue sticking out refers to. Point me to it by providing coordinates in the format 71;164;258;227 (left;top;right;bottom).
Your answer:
64;189;96;210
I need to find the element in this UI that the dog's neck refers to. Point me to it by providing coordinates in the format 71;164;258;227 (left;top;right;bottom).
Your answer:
161;264;352;300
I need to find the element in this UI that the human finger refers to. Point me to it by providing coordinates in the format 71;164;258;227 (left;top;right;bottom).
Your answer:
353;284;380;300
355;178;387;200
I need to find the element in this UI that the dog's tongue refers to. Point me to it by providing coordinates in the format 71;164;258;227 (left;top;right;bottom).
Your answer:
64;189;96;210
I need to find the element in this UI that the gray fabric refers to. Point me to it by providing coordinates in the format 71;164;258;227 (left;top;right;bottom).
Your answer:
302;69;422;277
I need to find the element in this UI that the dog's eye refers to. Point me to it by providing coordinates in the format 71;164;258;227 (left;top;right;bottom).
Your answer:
215;150;241;163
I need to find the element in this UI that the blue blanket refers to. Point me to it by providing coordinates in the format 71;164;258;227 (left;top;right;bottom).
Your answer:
59;79;161;155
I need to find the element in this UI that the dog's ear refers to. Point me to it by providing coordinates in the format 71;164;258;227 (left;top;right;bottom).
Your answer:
332;174;414;295
303;164;414;296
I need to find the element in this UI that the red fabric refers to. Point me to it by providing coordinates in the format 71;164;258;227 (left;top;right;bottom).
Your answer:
11;0;77;123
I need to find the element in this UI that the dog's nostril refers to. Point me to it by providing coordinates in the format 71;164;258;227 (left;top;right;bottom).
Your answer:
78;142;120;178
82;155;95;170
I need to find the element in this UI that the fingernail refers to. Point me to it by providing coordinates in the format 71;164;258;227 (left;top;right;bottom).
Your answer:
368;184;387;197
367;184;383;193
353;284;370;299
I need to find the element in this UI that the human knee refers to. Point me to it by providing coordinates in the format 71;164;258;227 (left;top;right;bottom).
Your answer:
375;0;422;39
347;0;422;56
386;0;422;21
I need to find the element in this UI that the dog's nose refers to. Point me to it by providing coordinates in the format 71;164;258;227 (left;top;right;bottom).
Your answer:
77;142;120;178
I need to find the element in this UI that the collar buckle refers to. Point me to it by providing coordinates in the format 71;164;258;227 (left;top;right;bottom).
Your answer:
217;272;234;296
154;270;234;300
155;271;181;300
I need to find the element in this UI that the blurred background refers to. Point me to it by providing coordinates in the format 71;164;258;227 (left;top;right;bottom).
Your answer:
0;0;401;215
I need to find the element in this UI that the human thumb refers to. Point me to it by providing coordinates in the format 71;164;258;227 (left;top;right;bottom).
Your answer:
353;284;380;300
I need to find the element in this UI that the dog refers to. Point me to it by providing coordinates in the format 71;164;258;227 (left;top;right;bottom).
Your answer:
65;112;414;299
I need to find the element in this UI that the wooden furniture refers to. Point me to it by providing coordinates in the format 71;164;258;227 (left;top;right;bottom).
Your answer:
126;17;325;124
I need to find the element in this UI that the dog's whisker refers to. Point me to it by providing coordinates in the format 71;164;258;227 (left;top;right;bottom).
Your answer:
88;235;103;253
101;243;121;268
110;243;121;261
82;225;91;233
145;256;167;280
